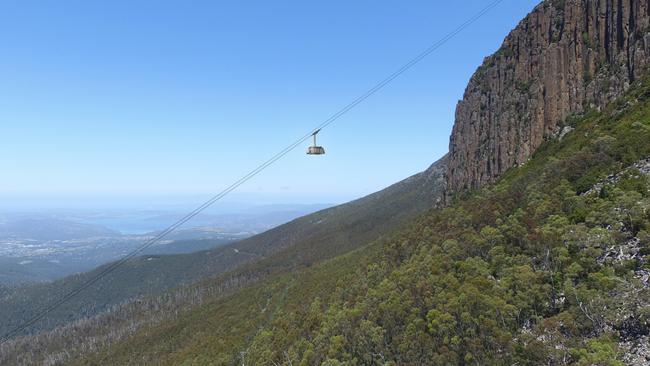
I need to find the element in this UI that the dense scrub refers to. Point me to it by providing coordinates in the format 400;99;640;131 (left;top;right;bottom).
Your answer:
239;79;650;365
0;239;252;338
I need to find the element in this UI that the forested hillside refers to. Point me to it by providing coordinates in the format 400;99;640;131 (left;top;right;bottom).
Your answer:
4;69;648;366
0;156;447;347
0;238;247;338
110;75;650;365
236;87;650;365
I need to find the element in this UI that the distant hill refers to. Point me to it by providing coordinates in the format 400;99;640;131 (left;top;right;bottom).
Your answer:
0;157;447;338
0;217;118;241
0;205;330;286
0;257;68;285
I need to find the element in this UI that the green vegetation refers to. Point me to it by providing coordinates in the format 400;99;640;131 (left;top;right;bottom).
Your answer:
0;238;251;338
65;76;650;365
237;77;649;365
78;248;373;365
0;154;446;365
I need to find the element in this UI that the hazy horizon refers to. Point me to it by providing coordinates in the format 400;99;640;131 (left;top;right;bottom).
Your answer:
0;191;346;213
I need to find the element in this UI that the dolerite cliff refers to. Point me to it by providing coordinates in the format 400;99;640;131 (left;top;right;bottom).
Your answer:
447;0;650;192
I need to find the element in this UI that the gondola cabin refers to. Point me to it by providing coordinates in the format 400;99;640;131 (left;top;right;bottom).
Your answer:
307;129;326;155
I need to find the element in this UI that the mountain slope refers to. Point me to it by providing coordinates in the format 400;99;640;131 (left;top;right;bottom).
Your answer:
0;157;447;339
73;73;650;366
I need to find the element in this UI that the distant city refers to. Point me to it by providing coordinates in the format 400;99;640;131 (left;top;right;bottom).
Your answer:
0;203;331;285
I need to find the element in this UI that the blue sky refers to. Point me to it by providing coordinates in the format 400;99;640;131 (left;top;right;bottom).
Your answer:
0;0;540;207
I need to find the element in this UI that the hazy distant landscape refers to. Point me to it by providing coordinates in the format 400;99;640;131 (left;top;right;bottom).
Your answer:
0;204;330;285
4;0;650;364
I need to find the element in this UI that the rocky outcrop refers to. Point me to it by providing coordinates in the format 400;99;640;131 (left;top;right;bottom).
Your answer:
583;156;650;195
447;0;650;192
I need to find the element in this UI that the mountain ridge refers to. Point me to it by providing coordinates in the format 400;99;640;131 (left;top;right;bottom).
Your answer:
448;0;650;192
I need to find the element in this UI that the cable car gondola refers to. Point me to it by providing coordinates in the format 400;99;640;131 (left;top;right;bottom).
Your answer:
307;129;325;155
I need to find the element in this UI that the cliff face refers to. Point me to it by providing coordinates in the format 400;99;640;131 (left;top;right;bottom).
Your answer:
448;0;650;192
